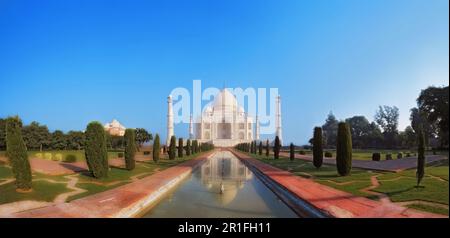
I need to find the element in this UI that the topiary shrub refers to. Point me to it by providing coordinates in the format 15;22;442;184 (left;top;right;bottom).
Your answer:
299;150;306;155
44;152;52;160
186;139;191;156
265;140;270;157
273;136;281;159
35;153;43;159
143;151;150;156
84;121;109;179
178;138;183;158
385;153;392;160
153;134;160;162
289;143;295;161
124;129;136;170
416;127;425;187
372;153;381;161
259;141;263;155
168;136;176;160
6;116;32;191
313;127;323;169
118;152;124;158
54;153;63;161
324;152;333;158
397;153;403;159
336;122;352;176
64;154;77;163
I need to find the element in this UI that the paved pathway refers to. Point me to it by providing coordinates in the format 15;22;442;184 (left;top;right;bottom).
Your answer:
279;152;448;172
5;151;215;218
232;149;445;218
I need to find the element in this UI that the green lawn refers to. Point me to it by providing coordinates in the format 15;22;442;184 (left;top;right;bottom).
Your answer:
248;152;449;215
1;150;125;163
0;180;72;205
0;151;208;205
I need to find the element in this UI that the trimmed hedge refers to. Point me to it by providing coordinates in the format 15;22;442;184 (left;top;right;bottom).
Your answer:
385;153;392;160
124;129;136;170
324;152;333;158
5;116;32;190
289;143;295;161
273;136;281;159
265;140;270;157
336;122;352;176
84;121;109;179
186;139;191;156
178;138;184;158
397;153;403;159
313;127;323;168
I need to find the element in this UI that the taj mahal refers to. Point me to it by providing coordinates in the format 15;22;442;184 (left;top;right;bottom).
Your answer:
166;89;283;147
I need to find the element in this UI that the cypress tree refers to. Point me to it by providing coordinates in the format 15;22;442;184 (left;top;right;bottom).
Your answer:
5;116;32;191
124;128;136;170
313;127;323;168
416;126;425;187
289;143;295;161
265;139;270;157
186;139;191;156
85;122;109;178
259;141;263;155
192;140;197;154
168;135;176;160
178;138;184;158
153;134;160;162
336;122;352;176
274;136;281;159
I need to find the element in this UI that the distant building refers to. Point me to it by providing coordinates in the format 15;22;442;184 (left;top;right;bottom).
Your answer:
104;119;126;136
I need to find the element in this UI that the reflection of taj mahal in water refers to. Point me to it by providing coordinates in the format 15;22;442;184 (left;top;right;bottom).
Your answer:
166;88;283;147
200;152;253;205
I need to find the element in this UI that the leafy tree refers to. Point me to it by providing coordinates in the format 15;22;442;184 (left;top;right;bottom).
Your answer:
336;122;352;176
84;122;109;178
66;131;85;150
322;112;339;148
289;143;295;161
273;136;281;159
417;86;449;148
399;126;416;148
106;134;125;150
153;134;160;162
50;130;67;150
22;121;51;151
345;116;371;148
375;105;399;148
124;129;136;170
265;139;270;157
186;139;191;156
168;136;176;160
5;116;32;191
416;126;425;186
258;141;263;155
135;128;152;150
313;127;323;168
178;138;183;158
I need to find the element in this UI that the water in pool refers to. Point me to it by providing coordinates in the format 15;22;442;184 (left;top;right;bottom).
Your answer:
143;151;297;218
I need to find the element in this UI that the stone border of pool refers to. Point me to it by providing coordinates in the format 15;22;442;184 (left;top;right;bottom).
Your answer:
3;151;216;218
229;149;446;218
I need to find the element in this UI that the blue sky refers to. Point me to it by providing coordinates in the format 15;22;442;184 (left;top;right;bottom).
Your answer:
0;0;448;144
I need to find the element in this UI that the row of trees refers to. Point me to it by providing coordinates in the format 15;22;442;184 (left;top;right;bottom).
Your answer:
166;136;214;160
316;85;448;149
0;119;153;151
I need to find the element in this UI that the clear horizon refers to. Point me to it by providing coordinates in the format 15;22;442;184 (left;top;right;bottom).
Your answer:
0;0;448;144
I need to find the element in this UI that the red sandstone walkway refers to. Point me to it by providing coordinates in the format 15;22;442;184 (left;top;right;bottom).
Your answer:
232;150;446;218
5;151;215;218
279;152;447;172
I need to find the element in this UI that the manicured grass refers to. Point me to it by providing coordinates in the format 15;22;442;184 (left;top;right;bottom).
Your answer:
0;151;209;205
406;203;449;216
247;152;449;215
0;180;72;205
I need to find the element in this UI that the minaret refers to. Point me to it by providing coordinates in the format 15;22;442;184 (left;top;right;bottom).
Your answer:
275;95;283;146
166;95;174;145
189;114;194;139
255;115;260;141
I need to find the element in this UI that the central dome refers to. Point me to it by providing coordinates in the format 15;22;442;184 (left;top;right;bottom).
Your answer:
212;89;238;111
